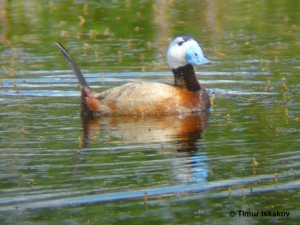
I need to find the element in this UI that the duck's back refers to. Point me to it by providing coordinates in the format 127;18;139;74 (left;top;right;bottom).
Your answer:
89;81;209;116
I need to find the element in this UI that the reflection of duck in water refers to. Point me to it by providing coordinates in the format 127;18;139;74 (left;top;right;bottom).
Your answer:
170;151;209;184
56;35;211;116
80;114;210;183
80;113;209;146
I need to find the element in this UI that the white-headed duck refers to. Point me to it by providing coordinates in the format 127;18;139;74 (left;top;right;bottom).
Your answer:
55;35;210;116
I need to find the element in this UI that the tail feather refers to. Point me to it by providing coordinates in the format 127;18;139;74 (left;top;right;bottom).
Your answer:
55;42;92;95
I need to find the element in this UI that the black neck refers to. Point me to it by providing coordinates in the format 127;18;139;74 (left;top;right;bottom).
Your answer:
172;64;201;92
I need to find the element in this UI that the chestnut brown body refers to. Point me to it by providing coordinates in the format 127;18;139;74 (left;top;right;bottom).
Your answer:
82;81;210;116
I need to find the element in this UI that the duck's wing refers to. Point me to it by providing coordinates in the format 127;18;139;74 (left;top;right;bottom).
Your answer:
55;42;92;95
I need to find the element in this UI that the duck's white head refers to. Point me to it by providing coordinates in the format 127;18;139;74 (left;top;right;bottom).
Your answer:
167;35;210;69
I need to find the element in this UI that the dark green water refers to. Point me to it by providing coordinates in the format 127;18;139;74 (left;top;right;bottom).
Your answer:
1;1;300;224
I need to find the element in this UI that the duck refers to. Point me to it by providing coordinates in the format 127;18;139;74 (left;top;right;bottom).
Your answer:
55;35;211;116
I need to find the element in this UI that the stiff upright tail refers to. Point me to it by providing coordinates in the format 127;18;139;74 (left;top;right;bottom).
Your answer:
55;42;92;95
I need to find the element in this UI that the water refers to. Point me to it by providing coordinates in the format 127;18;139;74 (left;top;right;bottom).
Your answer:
1;0;300;224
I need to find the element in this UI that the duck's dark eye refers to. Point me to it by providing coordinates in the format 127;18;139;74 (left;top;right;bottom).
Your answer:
178;41;184;46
